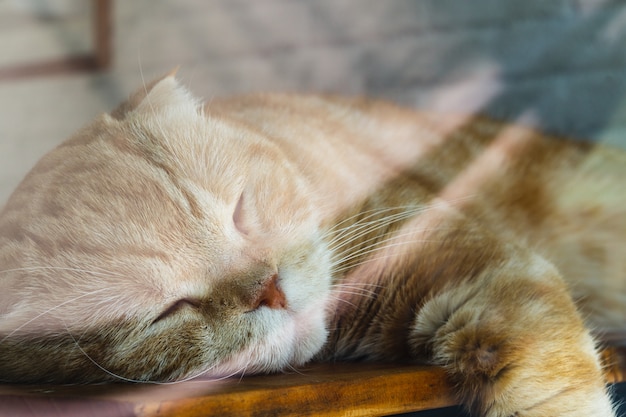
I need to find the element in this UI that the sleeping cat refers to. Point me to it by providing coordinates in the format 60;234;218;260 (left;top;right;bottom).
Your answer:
1;73;625;417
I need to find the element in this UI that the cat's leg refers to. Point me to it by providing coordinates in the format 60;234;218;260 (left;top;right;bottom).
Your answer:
410;254;615;417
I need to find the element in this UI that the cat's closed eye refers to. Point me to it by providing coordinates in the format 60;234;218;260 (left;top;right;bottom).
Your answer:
152;298;202;325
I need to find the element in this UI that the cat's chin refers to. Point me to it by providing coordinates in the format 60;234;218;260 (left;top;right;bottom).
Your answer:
197;298;329;379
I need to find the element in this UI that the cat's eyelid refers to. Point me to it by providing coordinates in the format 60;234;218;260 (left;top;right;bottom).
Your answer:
151;298;201;325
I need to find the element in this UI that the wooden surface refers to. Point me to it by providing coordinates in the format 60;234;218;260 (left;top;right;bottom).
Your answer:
1;346;625;417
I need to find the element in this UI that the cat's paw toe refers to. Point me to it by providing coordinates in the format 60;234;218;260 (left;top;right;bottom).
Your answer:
437;326;508;378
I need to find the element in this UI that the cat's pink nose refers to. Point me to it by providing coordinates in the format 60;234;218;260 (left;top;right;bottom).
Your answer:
252;274;287;310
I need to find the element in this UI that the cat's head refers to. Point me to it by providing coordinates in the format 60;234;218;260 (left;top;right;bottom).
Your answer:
0;74;332;383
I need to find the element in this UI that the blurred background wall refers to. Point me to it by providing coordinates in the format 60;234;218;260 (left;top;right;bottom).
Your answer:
1;0;625;204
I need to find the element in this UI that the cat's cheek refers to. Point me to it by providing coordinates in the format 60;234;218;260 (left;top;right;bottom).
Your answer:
288;297;330;365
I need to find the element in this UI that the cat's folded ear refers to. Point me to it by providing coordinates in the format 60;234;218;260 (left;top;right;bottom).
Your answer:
109;67;198;120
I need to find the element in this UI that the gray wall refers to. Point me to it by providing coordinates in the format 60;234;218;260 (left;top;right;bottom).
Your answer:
1;0;625;203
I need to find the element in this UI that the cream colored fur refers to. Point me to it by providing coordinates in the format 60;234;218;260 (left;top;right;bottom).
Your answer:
0;75;624;416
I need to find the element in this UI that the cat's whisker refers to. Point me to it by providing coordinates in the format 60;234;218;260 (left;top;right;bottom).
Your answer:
282;363;308;377
331;283;382;296
332;281;385;288
332;286;378;296
330;224;433;265
138;51;146;95
330;228;436;268
334;222;445;259
327;209;449;257
237;360;251;383
1;288;110;343
325;206;424;248
322;205;421;240
328;214;415;253
324;195;475;247
324;209;420;247
331;239;437;275
331;213;424;262
69;326;237;385
331;282;385;293
64;322;148;384
0;266;124;278
168;366;220;384
331;283;381;297
331;289;377;301
327;295;358;309
201;363;253;384
174;360;249;384
329;284;382;304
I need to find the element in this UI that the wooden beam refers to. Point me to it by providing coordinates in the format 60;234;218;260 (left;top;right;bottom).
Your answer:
1;347;624;417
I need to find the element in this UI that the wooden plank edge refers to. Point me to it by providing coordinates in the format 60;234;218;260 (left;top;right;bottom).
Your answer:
136;365;456;417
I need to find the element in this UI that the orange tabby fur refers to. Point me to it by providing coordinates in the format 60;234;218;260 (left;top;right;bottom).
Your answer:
1;74;624;416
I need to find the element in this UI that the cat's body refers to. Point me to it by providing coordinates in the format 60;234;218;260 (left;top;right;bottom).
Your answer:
0;75;624;416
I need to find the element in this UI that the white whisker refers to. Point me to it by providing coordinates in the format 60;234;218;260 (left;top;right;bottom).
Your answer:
327;295;358;308
325;206;423;248
0;266;124;278
64;322;146;384
331;284;380;297
331;289;377;301
331;284;385;295
1;288;110;343
237;360;250;383
324;196;474;255
331;238;437;275
283;363;307;376
332;281;385;288
331;227;434;268
330;224;438;267
323;205;419;239
327;212;417;253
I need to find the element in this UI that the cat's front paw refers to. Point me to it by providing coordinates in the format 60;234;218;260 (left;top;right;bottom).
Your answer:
410;279;616;416
434;318;612;416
